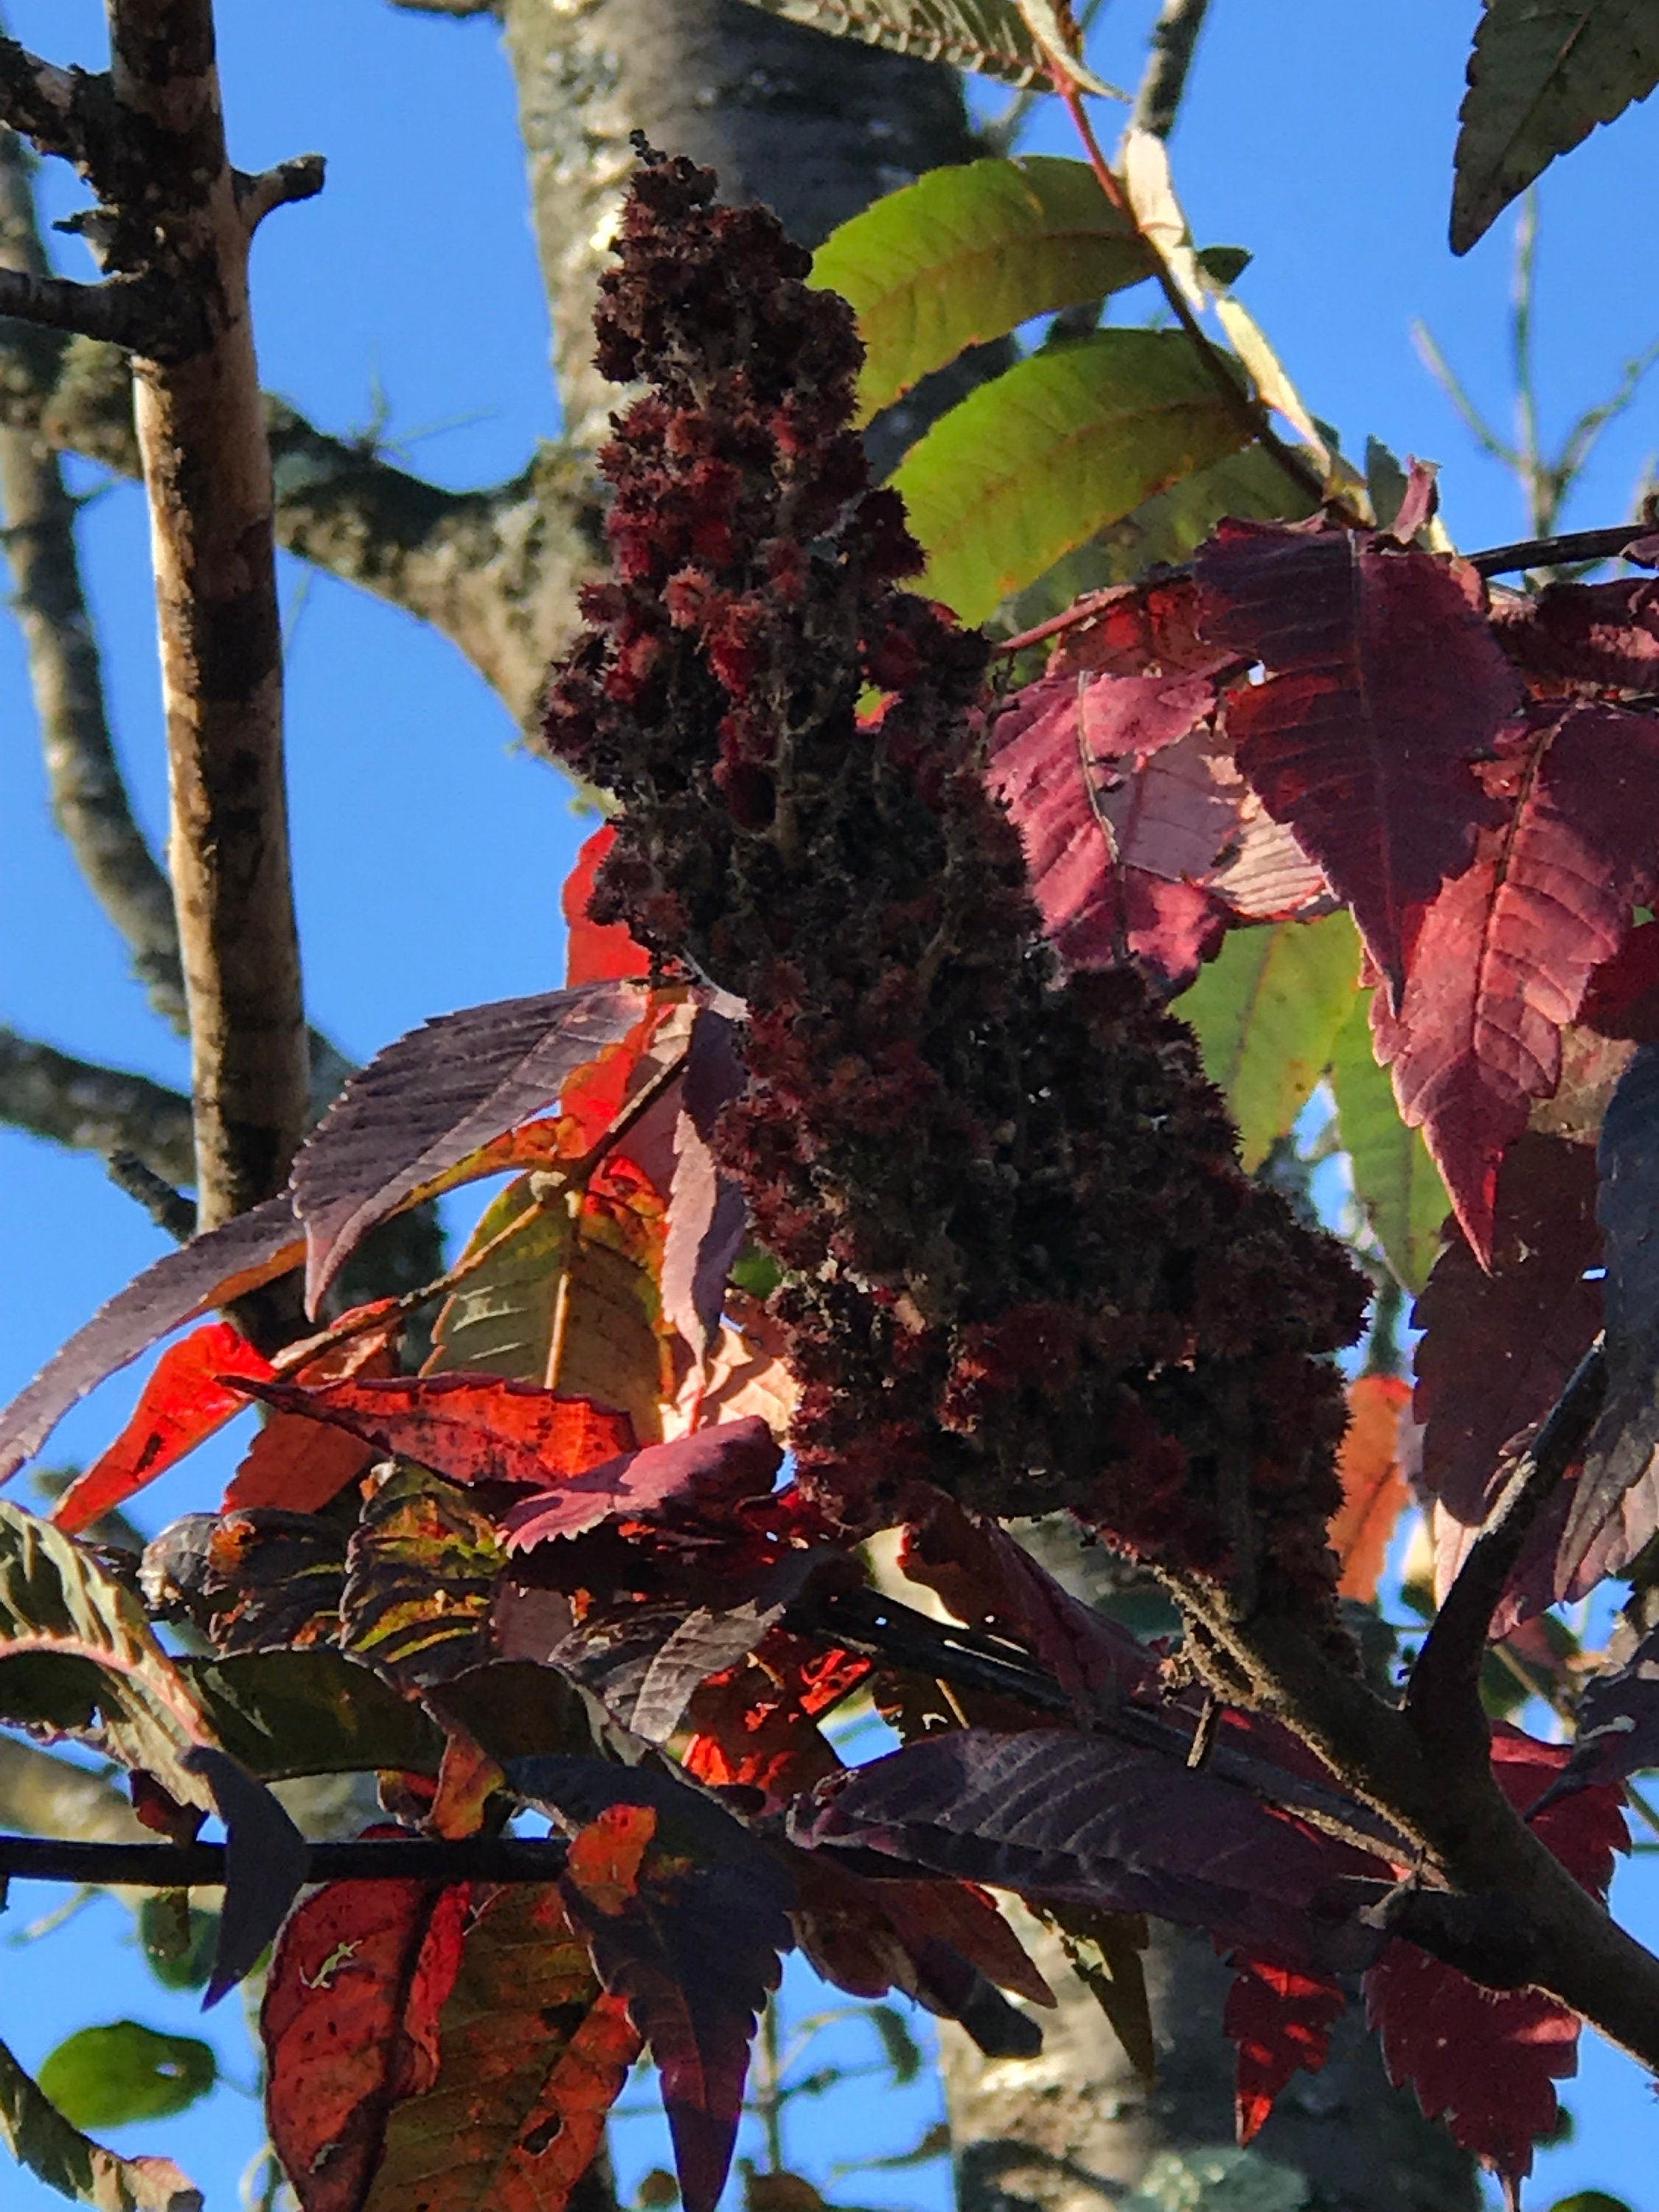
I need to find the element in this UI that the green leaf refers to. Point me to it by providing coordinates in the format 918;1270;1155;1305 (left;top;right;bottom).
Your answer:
1329;992;1452;1293
1452;1;1659;254
865;2002;922;2085
891;329;1252;625
183;1647;446;1780
1194;246;1251;289
809;158;1148;425
726;0;1120;91
431;1169;669;1441
0;2034;201;2211
0;1503;212;1816
38;2025;215;2133
341;1464;507;1689
1548;2196;1633;2212
1175;914;1360;1172
137;1897;219;1994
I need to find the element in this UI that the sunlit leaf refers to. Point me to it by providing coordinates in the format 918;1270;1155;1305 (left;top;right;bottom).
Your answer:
1328;990;1451;1294
38;2024;216;2132
0;2034;202;2211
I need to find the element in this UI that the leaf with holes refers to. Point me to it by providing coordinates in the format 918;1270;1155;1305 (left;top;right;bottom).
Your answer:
1370;703;1659;1262
262;1871;471;2212
37;2024;215;2132
1195;521;1521;1003
358;1883;640;2212
243;1374;636;1492
1452;0;1659;252
1176;913;1360;1169
291;981;648;1312
893;331;1254;626
0;1197;302;1484
809;157;1148;425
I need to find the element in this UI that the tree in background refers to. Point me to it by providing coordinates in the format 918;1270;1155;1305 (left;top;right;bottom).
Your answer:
2;4;1659;2211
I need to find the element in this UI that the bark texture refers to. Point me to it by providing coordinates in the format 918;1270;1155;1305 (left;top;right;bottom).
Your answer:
107;0;309;1226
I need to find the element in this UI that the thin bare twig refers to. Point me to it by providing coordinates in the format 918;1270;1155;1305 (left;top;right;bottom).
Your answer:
105;1147;195;1241
1130;0;1211;139
0;1027;193;1184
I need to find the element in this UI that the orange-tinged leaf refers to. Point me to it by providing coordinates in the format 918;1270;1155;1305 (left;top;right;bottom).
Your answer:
54;1323;274;1534
364;1886;640;2212
226;1307;401;1514
243;1374;637;1491
428;1726;506;1841
263;1873;470;2212
564;825;653;987
566;1803;658;1914
1328;1373;1411;1601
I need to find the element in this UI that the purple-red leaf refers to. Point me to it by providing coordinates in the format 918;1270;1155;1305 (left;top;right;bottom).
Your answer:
553;1798;793;2212
1370;703;1659;1260
790;1728;1363;1970
1364;1731;1626;2188
985;666;1322;989
0;1197;303;1484
1413;1133;1602;1575
661;1007;749;1370
292;981;647;1312
1224;1955;1344;2145
1560;1041;1659;1591
243;1374;637;1492
502;1417;782;1548
1490;572;1659;695
1194;521;1520;1002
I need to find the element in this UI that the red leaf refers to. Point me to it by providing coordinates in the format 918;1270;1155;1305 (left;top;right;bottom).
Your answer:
0;1195;303;1484
291;981;647;1312
1194;521;1519;1001
52;1322;275;1534
1581;917;1659;1041
1223;1955;1344;2144
262;1872;470;2212
223;1307;402;1514
1371;703;1659;1260
564;824;654;986
503;1416;782;1547
243;1374;636;1491
1413;1134;1601;1582
1364;1731;1626;2186
566;1801;657;1912
985;667;1321;989
1327;1374;1411;1601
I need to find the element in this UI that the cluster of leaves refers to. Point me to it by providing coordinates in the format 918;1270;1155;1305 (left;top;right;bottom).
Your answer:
7;27;1659;2211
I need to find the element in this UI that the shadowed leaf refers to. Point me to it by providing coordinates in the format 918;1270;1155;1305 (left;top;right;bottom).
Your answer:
184;1649;445;1781
661;1011;750;1374
1452;1;1659;253
809;157;1147;424
503;1418;782;1549
1329;990;1450;1293
725;0;1107;90
291;981;647;1312
184;1743;311;2006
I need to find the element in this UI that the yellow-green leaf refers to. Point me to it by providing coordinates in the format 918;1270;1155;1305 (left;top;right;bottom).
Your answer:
810;157;1149;425
1329;992;1452;1293
891;328;1251;626
38;2024;215;2133
1175;914;1360;1170
727;0;1119;90
0;2034;201;2211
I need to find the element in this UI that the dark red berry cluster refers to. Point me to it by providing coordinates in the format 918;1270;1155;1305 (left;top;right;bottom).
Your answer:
540;147;1367;1627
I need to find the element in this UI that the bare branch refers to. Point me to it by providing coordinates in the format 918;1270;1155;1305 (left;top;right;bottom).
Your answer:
0;265;150;344
235;153;326;237
0;1028;194;1184
105;1147;195;1240
1130;0;1211;139
96;0;309;1228
0;131;188;1029
0;1833;574;1884
0;34;80;159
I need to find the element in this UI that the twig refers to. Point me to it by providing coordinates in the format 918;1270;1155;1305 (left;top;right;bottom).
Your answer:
0;1832;571;1885
234;155;325;236
1405;1339;1607;1763
0;128;188;1029
0;265;150;345
105;1147;196;1242
0;1027;194;1185
1470;528;1659;579
1056;78;1334;518
1130;0;1211;139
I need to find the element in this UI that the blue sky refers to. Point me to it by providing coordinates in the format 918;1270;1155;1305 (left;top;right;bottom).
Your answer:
2;1;1658;2205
